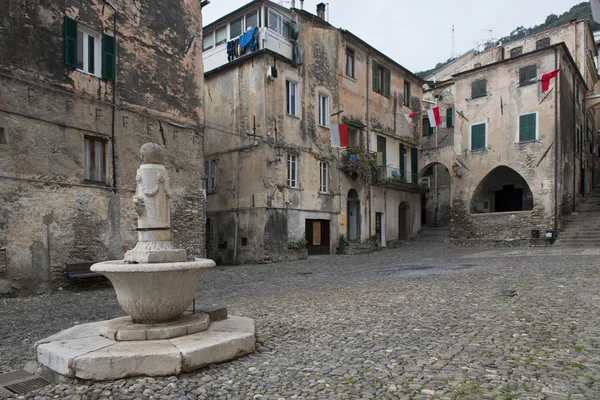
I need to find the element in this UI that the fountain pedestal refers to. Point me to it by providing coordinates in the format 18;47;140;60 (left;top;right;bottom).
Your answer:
35;143;255;380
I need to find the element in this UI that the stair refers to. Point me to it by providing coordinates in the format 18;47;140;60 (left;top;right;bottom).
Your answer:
417;227;451;243
556;188;600;247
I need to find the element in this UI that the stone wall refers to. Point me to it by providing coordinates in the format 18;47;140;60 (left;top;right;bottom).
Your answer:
0;0;205;296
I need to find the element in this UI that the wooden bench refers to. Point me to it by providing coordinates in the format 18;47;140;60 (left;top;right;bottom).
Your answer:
64;261;106;290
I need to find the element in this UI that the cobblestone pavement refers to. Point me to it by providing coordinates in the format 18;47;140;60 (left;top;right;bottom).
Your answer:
1;242;600;399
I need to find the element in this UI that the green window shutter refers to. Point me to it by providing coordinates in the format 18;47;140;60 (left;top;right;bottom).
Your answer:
63;16;78;68
372;60;379;92
399;144;405;179
446;107;453;128
385;68;391;97
102;34;116;81
519;113;536;142
411;147;418;183
377;135;387;165
471;123;486;150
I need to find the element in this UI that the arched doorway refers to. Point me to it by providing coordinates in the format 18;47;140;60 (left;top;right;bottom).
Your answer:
472;166;533;213
347;189;361;241
419;163;452;227
398;202;410;241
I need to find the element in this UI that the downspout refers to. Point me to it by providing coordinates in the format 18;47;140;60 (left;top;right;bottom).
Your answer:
110;5;118;192
573;71;577;210
554;47;559;237
366;49;372;240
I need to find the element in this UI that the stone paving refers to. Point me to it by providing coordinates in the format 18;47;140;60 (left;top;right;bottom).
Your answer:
1;242;600;399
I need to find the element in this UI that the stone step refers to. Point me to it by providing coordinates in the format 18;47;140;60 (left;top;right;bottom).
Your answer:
559;233;600;239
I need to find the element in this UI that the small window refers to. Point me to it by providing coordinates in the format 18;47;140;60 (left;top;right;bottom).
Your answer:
345;48;355;78
205;159;217;191
446;108;454;128
372;61;391;97
320;162;329;193
230;17;243;38
215;26;227;47
471;123;486;150
404;81;411;107
519;65;537;86
84;136;107;183
245;10;258;30
510;46;523;57
287;153;299;188
536;37;550;50
268;9;291;39
519;113;536;142
202;31;214;51
424;119;434;135
0;127;6;144
286;80;298;116
318;94;329;127
74;27;101;76
471;79;487;99
241;237;248;247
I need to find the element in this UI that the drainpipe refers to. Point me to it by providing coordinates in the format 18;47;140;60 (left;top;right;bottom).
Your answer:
366;49;372;240
554;47;559;237
573;71;577;210
110;5;118;192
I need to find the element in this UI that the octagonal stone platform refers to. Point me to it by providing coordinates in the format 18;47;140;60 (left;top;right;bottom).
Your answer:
100;313;210;341
35;316;255;380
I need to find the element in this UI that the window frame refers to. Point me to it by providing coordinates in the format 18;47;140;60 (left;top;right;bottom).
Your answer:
202;30;215;51
345;47;355;78
470;122;487;151
229;16;243;39
471;79;487;99
76;26;102;78
215;26;227;47
518;112;538;143
267;9;292;39
84;136;108;183
318;93;329;127
536;37;550;50
287;153;299;188
510;46;523;57
319;161;329;193
206;159;218;191
286;79;299;117
446;107;454;128
403;81;411;107
519;64;537;86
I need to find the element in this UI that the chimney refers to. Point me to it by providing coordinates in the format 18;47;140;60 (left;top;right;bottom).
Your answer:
316;2;326;20
291;0;295;8
300;0;304;10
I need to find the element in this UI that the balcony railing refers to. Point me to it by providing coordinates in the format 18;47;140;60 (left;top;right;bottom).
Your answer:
373;165;421;192
340;147;377;172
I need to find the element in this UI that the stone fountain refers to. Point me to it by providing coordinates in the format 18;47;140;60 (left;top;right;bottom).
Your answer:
35;143;255;381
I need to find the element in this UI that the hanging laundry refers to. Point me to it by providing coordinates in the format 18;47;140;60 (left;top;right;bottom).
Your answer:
239;27;257;53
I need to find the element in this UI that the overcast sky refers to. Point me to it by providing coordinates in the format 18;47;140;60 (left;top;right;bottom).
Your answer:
203;0;585;72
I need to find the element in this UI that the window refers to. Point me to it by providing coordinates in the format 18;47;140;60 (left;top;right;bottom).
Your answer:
536;37;550;50
84;136;107;183
0;127;6;145
320;162;329;193
446;108;454;128
404;81;411;106
519;65;537;86
377;135;387;166
348;127;359;147
471;79;487;99
471;123;486;150
519;113;536;142
268;9;291;39
510;46;523;57
286;80;298;116
345;48;355;78
63;16;115;80
287;154;299;188
203;31;215;51
205;159;217;191
246;10;258;29
318;94;329;127
372;61;391;97
424;119;434;135
230;17;243;38
215;26;227;47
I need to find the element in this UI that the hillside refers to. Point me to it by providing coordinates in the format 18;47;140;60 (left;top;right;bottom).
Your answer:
417;2;598;78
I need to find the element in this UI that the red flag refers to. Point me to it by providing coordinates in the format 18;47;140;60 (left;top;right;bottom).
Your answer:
427;107;441;127
330;124;349;147
338;124;349;147
403;112;415;124
539;69;559;95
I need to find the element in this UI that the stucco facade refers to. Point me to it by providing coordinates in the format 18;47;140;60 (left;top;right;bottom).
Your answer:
203;1;424;263
0;0;206;296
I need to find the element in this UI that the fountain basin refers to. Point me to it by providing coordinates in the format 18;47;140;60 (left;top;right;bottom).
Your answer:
91;259;215;323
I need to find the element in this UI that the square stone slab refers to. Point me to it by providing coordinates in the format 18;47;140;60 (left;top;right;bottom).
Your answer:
37;336;115;377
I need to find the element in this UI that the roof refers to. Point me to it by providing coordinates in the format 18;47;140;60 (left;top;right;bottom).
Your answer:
203;0;289;32
424;49;477;81
451;42;588;91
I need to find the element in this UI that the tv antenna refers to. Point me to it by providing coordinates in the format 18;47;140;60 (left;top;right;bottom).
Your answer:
451;24;456;59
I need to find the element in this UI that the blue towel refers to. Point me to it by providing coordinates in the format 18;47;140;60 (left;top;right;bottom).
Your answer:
239;27;257;51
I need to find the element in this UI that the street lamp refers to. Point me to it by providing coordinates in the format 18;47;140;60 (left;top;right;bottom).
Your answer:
452;162;462;178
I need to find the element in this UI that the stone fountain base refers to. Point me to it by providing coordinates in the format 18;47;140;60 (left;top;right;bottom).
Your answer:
35;314;255;381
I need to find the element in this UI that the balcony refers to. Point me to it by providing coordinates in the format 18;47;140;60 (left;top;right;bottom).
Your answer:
373;165;422;192
340;147;377;175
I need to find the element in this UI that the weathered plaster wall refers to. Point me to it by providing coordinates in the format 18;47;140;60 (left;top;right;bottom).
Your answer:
0;0;205;296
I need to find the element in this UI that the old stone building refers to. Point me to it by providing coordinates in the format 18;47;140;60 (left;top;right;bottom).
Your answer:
202;1;423;264
0;0;206;296
421;19;600;244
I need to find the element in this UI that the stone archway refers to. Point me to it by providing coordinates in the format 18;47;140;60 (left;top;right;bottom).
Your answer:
347;189;361;241
398;201;411;241
419;162;451;227
472;166;533;213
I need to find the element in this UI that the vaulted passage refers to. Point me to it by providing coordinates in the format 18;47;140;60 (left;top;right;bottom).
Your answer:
472;166;533;213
